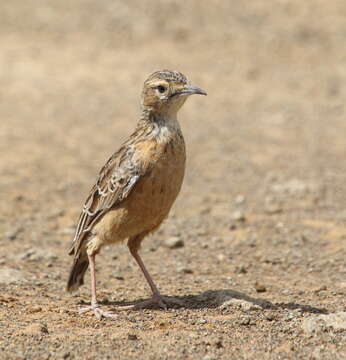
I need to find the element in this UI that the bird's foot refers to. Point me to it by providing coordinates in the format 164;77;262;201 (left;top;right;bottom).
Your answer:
123;294;184;310
77;304;120;320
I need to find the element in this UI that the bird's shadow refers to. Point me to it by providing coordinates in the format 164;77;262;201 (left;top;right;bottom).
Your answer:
99;289;328;314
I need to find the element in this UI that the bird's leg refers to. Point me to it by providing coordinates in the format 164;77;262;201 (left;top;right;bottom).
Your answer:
78;253;119;319
127;237;184;309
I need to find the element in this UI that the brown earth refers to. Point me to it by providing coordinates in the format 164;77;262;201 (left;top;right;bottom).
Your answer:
1;1;346;359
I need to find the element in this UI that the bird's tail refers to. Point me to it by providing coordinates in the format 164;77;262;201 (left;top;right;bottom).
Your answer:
66;252;89;293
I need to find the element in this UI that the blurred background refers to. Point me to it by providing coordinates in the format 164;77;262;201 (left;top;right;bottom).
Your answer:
1;1;345;212
1;1;346;358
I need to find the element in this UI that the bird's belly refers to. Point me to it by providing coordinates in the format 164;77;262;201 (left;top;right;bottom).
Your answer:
94;140;186;243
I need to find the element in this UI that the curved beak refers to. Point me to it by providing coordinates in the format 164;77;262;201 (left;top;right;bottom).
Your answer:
181;84;207;96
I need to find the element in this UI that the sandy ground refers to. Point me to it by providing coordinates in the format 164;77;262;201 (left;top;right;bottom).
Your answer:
0;1;346;359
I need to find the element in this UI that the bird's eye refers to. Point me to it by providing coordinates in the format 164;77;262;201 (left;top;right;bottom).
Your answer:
157;85;166;93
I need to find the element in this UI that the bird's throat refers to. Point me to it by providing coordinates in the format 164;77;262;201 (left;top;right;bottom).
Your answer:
138;108;181;143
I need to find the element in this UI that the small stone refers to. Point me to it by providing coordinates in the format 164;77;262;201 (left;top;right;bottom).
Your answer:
220;298;261;311
314;285;327;293
29;306;42;313
18;248;36;260
264;202;282;215
239;316;251;325
22;323;49;335
197;319;207;325
229;223;237;230
254;281;266;293
215;339;223;348
217;254;225;262
128;334;138;340
235;265;247;274
285;312;295;321
265;313;275;321
232;211;246;222
5;227;23;241
177;266;193;274
164;236;184;249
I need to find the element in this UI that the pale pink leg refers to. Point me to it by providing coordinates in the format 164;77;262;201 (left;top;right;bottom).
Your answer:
78;254;119;319
127;237;184;309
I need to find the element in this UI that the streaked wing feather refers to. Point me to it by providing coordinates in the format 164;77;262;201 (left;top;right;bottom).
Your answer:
69;143;143;256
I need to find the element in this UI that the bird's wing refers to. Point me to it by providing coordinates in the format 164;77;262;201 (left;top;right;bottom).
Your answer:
69;140;144;256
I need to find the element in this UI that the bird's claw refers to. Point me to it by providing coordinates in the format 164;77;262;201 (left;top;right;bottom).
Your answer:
77;304;120;320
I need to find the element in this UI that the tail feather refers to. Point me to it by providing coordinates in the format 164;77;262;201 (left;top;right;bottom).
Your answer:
66;253;89;293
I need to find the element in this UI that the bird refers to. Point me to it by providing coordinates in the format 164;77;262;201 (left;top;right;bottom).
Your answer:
66;70;207;319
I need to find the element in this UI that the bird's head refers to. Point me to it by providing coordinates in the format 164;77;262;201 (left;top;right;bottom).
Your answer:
141;70;207;116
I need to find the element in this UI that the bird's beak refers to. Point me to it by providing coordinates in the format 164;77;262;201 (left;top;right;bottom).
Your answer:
172;85;207;98
180;84;207;96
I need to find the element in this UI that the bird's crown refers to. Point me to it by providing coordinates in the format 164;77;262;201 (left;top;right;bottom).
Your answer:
145;70;188;85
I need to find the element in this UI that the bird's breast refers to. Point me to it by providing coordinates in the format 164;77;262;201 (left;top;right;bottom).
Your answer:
129;135;186;227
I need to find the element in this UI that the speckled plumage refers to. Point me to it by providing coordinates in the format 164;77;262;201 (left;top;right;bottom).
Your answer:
66;70;206;318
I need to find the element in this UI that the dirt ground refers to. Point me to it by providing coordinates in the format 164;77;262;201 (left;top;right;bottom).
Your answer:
1;1;346;359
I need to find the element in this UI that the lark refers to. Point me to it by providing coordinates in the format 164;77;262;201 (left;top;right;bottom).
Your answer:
67;70;206;319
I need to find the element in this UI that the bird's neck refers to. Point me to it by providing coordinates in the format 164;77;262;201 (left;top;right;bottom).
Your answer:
138;107;182;142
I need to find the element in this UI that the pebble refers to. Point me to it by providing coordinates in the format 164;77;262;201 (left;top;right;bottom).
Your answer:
314;285;327;293
239;316;251;325
22;323;49;335
217;254;225;262
29;306;42;313
5;227;23;241
128;334;138;340
177;266;193;274
282;289;291;296
232;210;246;222
265;312;275;321
220;298;261;311
62;352;70;359
229;223;237;230
234;265;247;274
284;312;295;321
254;281;266;293
264;202;282;215
164;236;184;249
